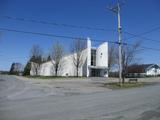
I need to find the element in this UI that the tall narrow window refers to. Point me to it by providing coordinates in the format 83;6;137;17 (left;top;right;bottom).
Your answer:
91;49;96;66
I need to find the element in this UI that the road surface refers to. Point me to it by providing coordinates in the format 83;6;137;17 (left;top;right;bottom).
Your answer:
0;75;160;120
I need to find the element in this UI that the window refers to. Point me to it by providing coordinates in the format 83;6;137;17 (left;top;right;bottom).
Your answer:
91;49;96;66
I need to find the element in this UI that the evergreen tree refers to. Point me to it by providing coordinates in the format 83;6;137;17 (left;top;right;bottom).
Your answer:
23;61;31;76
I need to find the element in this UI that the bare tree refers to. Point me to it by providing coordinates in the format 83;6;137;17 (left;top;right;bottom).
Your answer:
50;41;63;76
30;45;43;75
108;44;117;74
71;39;86;77
120;41;141;83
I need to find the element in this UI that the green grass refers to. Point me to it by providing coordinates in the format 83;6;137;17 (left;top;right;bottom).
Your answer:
25;75;86;80
104;82;152;89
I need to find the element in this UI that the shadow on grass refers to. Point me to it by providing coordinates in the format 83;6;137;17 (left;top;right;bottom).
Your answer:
104;82;153;89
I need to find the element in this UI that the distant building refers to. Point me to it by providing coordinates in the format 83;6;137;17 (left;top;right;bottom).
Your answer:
30;38;109;77
127;64;160;77
9;63;24;75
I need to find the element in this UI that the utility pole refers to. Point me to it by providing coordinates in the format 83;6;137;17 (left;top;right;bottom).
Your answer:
107;1;124;85
117;3;122;85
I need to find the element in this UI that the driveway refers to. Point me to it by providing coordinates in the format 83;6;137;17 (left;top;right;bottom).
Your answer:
0;75;160;120
0;75;112;101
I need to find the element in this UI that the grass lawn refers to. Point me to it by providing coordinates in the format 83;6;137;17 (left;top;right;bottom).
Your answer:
25;76;86;80
104;82;153;89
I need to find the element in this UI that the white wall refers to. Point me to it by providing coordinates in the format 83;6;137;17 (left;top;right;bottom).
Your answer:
146;68;160;76
87;37;91;77
58;54;76;76
31;49;88;76
39;62;54;76
96;42;108;67
30;62;40;76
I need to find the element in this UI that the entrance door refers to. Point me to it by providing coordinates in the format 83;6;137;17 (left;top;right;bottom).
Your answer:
91;69;100;77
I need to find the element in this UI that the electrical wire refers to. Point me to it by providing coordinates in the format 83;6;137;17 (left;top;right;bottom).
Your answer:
0;27;160;52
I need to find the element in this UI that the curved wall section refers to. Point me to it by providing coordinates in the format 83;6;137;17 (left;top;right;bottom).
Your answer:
96;42;108;67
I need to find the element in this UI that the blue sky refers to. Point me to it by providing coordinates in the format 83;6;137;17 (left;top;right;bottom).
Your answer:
0;0;160;71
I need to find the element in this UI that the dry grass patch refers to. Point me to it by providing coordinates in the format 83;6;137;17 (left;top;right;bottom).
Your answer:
104;82;153;89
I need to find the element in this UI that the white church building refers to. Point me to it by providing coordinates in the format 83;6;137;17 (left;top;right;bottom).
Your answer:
30;38;109;77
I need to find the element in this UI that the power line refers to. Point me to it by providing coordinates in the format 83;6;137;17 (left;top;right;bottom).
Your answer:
124;30;160;43
2;15;160;44
0;27;116;44
124;26;160;40
125;43;160;52
2;16;116;32
0;27;160;52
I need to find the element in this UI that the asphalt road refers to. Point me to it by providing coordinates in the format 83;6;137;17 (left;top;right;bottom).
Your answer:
0;75;160;120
